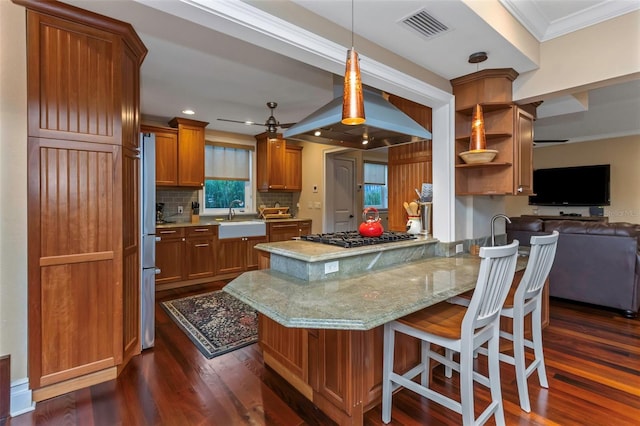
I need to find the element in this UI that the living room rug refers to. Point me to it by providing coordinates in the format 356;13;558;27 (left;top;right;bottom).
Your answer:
161;290;258;359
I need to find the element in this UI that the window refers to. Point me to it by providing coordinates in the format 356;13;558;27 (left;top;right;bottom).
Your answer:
364;162;388;209
200;142;254;215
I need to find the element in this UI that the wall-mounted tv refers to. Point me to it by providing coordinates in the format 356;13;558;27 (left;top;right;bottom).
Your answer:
528;164;610;206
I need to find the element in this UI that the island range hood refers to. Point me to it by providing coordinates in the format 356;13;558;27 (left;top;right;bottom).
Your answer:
283;89;432;150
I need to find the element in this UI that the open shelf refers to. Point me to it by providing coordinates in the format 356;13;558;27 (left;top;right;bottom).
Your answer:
455;162;512;168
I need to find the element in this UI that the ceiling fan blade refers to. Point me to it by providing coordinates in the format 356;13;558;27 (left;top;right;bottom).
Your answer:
217;118;263;126
534;139;569;143
279;122;296;129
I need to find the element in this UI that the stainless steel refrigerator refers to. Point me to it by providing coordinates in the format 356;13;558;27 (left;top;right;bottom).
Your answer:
140;132;158;349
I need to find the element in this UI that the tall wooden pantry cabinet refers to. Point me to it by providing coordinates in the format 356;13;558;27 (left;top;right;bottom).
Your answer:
14;0;147;401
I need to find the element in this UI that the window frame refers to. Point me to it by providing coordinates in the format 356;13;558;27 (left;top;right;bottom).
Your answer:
199;141;256;217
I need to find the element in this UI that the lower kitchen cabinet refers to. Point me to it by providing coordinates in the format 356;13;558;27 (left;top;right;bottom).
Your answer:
185;226;217;280
155;228;186;285
156;226;217;285
217;235;268;276
268;220;312;242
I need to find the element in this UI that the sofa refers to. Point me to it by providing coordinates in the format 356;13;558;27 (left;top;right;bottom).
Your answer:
506;217;640;317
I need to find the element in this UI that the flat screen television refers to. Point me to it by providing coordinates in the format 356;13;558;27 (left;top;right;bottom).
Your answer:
528;164;610;206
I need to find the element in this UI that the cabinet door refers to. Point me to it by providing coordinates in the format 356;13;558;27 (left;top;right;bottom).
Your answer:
267;138;287;190
185;237;215;280
269;222;300;242
284;146;302;191
168;118;208;188
298;220;311;236
246;235;268;271
515;107;534;195
142;126;178;186
216;238;246;275
29;139;123;389
156;229;185;284
178;124;205;187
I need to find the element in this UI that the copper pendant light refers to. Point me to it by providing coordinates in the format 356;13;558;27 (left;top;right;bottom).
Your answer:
341;0;365;125
469;104;487;151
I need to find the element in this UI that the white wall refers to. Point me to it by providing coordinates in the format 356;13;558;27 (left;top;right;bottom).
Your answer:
0;0;30;413
505;135;640;223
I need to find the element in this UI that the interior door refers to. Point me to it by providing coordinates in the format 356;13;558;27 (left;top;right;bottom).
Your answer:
332;158;356;232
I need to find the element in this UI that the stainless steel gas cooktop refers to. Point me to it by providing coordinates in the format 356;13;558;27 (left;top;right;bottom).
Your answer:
300;231;416;248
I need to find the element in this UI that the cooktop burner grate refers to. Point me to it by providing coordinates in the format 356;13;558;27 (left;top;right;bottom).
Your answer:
300;231;416;248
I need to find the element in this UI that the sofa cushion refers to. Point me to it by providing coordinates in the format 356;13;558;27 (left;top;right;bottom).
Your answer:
508;216;544;232
544;220;640;246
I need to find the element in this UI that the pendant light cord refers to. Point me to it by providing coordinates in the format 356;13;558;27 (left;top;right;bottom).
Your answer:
351;0;354;48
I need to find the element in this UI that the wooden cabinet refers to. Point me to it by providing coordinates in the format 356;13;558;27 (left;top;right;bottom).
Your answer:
284;145;303;191
216;235;268;275
21;0;147;399
156;228;186;285
256;133;303;192
156;226;217;283
185;226;216;280
451;69;535;196
268;220;312;242
259;316;421;425
168;117;209;188
141;125;178;186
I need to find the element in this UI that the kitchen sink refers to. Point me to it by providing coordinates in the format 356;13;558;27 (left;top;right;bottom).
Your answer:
218;220;266;239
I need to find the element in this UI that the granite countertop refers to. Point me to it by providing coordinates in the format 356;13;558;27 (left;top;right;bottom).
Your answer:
256;236;437;263
224;255;528;331
155;217;312;229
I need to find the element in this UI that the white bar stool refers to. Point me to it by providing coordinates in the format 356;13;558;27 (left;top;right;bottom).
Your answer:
382;240;519;426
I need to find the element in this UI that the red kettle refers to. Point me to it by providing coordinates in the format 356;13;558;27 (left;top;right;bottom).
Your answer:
359;207;384;237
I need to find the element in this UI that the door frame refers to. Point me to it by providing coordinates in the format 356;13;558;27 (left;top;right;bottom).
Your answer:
324;150;358;233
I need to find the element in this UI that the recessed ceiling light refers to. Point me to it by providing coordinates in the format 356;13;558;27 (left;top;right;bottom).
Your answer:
182;109;195;115
314;130;321;136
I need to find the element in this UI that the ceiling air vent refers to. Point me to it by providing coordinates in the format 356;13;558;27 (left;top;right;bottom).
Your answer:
402;10;449;39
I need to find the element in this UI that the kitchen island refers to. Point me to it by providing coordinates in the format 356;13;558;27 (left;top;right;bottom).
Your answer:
224;238;527;426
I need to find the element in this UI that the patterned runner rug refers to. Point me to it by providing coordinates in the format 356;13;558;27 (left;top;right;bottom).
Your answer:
161;290;258;359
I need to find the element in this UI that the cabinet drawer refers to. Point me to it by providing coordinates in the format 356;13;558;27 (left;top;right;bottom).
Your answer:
186;225;216;237
157;227;185;239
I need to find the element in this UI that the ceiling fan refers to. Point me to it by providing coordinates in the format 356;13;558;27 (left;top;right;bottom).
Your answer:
217;101;295;134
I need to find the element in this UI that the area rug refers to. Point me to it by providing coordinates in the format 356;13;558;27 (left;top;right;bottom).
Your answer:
161;290;258;359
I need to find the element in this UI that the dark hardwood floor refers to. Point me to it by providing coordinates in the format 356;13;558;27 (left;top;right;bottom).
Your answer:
8;281;640;426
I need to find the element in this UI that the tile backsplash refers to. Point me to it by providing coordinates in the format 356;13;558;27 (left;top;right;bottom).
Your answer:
156;188;301;221
156;188;199;222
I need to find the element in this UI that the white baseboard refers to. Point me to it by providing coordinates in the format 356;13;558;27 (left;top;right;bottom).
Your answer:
10;378;35;417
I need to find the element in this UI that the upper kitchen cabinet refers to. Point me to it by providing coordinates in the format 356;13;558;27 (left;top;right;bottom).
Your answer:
451;69;535;196
18;0;147;400
256;132;303;192
168;117;209;188
141;125;178;186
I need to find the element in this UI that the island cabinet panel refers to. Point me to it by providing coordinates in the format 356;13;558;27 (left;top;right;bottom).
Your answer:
259;316;423;425
259;316;309;385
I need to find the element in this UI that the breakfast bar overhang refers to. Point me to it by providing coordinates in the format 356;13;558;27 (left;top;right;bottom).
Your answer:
224;237;529;426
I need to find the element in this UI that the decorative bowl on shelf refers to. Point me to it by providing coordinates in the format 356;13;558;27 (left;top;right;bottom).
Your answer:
459;149;498;164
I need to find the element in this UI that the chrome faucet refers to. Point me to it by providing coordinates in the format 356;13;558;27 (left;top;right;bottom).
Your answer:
491;214;512;247
228;199;243;220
